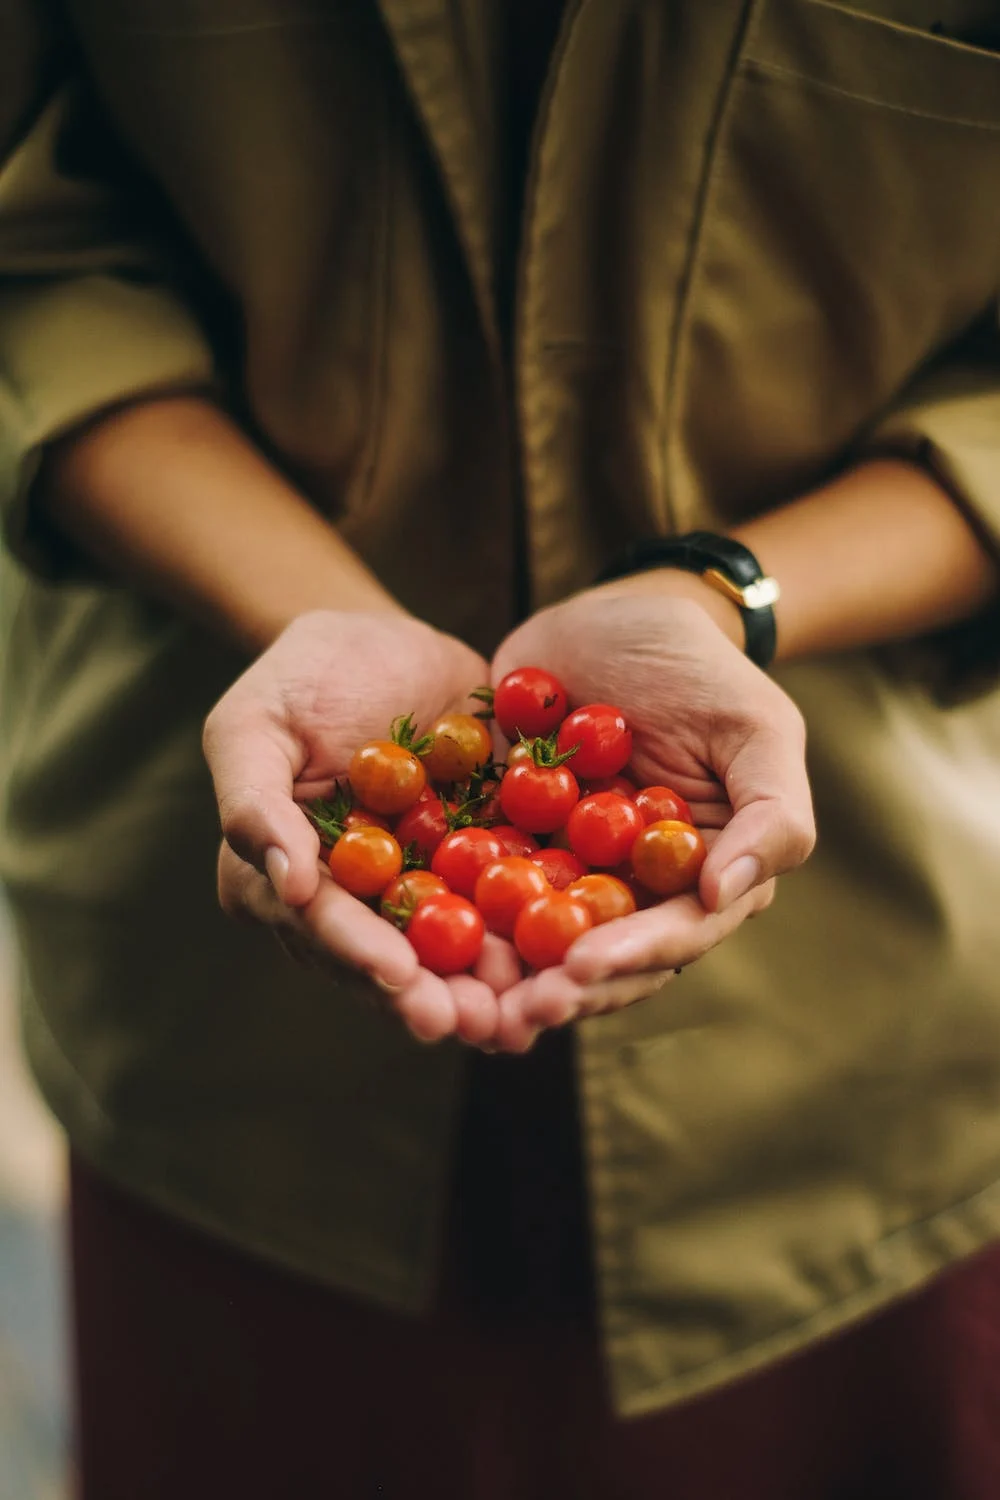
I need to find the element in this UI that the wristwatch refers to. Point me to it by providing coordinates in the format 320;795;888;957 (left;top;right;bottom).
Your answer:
595;531;781;669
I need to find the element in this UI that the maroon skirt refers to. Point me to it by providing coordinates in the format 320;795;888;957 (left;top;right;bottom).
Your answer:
69;1032;1000;1500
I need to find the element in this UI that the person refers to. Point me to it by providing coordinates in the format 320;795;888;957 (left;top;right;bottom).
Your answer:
2;0;1000;1495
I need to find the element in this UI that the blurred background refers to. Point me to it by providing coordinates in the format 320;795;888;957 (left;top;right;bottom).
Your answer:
0;906;70;1499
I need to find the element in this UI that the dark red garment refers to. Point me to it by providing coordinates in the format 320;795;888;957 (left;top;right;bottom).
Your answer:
70;1035;1000;1500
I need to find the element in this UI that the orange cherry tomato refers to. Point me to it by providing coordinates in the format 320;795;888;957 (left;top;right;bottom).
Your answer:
380;870;450;926
473;856;550;938
630;819;706;897
348;740;426;816
422;713;493;785
514;891;593;970
328;825;403;897
566;873;637;926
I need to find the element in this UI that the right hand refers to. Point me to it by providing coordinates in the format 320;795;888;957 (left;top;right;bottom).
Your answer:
203;610;514;1045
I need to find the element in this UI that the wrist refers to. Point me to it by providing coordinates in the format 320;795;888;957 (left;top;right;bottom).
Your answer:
592;566;746;649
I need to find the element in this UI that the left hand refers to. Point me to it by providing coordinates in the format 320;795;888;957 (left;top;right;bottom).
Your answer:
487;575;816;1050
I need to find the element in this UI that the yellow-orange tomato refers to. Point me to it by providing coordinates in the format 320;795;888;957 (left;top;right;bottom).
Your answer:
348;740;426;816
566;873;637;926
328;825;403;897
630;819;706;897
422;712;493;785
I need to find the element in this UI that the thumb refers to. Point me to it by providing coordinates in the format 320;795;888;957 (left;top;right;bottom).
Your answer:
202;704;321;908
700;711;816;913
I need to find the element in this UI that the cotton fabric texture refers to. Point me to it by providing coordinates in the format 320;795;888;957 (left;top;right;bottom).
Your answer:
2;0;1000;1416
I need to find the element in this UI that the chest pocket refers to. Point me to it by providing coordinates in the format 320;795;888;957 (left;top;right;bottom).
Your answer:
670;0;1000;524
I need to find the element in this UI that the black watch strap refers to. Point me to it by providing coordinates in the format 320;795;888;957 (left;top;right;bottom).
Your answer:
596;530;780;669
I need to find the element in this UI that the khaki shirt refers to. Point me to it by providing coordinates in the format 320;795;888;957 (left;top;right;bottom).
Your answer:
2;0;1000;1415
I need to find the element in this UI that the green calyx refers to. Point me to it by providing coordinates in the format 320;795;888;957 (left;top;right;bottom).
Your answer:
401;840;428;871
390;713;434;757
518;731;578;770
305;782;354;844
469;686;495;723
440;763;501;829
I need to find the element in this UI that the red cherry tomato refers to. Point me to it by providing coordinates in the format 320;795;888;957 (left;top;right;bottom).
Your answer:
514;891;593;970
394;788;453;860
473;781;504;825
380;870;450;925
406;894;485;976
493;668;569;741
631;819;707;897
556;704;632;780
582;774;637;799
499;761;580;834
349;740;426;816
492;825;541;858
566;792;645;868
634;785;694;826
422;713;493;785
566;873;637;925
431;827;508;899
327;825;403;897
473;857;550;938
529;847;588;891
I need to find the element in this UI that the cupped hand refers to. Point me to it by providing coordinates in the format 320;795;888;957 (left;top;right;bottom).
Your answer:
488;579;816;1049
203;609;503;1045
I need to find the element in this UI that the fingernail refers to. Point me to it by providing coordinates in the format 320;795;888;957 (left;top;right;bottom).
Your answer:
372;974;405;997
265;846;290;901
717;855;760;911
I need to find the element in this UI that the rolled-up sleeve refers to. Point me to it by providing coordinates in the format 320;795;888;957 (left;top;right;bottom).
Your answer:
0;5;216;577
859;324;1000;703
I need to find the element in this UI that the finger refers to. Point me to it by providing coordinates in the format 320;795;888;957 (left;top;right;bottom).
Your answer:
219;843;420;991
685;800;732;831
496;968;588;1045
563;880;776;984
203;700;321;908
474;933;523;995
574;968;676;1016
306;878;420;990
448;974;502;1046
494;990;545;1053
391;969;460;1043
704;707;815;912
218;842;287;924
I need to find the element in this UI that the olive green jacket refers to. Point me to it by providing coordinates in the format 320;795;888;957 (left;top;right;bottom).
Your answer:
3;0;1000;1416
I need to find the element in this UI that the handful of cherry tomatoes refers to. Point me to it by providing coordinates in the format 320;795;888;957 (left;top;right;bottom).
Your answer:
305;668;706;978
